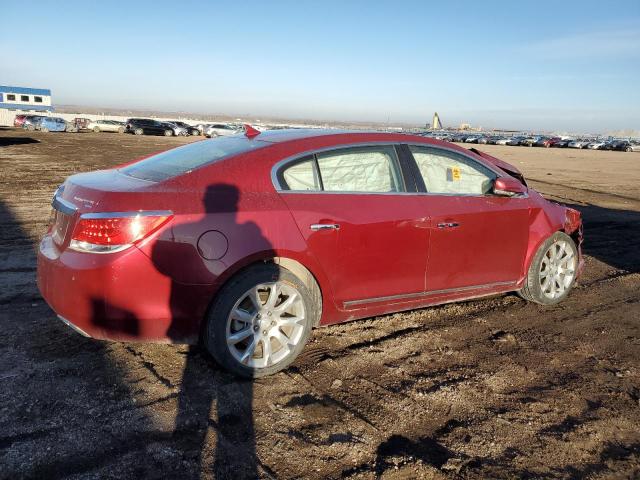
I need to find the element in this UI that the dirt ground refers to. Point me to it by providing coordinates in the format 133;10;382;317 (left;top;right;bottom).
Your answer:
1;128;639;479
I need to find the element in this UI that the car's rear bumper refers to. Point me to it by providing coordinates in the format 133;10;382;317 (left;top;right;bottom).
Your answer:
37;234;208;343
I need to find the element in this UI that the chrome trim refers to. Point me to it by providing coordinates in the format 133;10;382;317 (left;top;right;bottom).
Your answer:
270;140;520;197
51;195;77;215
342;280;517;308
310;223;340;231
80;210;173;219
57;315;91;337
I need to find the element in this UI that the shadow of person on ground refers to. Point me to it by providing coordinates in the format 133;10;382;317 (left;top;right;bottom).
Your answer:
152;183;275;478
0;137;40;147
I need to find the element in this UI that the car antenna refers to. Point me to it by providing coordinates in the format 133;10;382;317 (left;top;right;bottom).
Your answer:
244;124;261;138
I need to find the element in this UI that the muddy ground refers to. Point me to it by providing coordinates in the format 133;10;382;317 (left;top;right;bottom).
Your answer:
1;128;639;479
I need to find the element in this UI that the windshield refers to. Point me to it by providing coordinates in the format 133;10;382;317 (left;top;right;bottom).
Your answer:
120;136;268;182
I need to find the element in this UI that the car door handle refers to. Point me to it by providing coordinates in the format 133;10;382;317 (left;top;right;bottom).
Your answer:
437;222;460;229
310;223;340;231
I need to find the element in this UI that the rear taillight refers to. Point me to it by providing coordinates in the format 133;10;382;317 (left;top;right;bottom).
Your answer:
69;211;173;253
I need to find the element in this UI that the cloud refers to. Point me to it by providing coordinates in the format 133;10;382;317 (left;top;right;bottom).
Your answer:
522;28;640;59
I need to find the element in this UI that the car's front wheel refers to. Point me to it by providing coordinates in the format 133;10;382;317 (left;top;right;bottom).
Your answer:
204;264;315;378
117;127;124;134
93;126;100;133
519;231;578;305
164;129;173;137
134;128;143;135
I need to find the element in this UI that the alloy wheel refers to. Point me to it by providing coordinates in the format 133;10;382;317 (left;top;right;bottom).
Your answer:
225;281;306;369
539;239;577;300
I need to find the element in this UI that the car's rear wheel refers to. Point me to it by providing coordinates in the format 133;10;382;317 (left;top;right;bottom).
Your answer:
204;264;315;378
626;147;633;152
117;127;124;134
519;231;578;305
41;127;49;133
26;124;35;131
93;126;100;133
134;128;143;135
164;129;173;137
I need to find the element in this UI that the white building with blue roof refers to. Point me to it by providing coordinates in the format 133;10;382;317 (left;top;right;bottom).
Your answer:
0;85;53;125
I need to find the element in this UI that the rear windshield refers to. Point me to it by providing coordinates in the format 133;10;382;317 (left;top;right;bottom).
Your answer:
120;136;268;182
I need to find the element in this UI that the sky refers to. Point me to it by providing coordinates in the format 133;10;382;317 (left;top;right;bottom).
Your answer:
1;0;639;132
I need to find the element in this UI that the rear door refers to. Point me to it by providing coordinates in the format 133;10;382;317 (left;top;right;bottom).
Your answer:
276;144;430;308
406;145;530;292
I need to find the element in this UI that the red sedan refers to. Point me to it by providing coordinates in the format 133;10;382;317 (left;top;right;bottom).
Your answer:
38;129;583;377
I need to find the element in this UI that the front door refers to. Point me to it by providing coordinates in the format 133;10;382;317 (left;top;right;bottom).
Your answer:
406;145;530;292
277;145;430;308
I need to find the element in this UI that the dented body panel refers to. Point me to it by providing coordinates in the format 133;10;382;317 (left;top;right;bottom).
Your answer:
37;130;583;343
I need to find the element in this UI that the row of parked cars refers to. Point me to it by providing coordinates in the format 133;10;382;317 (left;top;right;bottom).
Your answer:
424;132;640;152
14;114;245;138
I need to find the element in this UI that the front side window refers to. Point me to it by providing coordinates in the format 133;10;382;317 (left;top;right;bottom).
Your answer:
21;95;29;102
316;146;402;192
7;94;16;101
34;96;43;103
409;146;495;195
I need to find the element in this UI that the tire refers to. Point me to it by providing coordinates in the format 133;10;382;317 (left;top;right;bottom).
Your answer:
117;127;124;134
164;130;173;137
626;147;632;152
190;129;199;136
41;127;49;133
26;124;35;131
204;264;316;378
93;126;100;133
519;231;578;305
134;128;144;135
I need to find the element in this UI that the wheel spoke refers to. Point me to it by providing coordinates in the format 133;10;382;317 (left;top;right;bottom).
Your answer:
266;283;279;308
232;308;254;324
240;337;257;364
248;287;263;310
261;338;272;366
274;292;298;314
227;327;253;345
270;328;291;350
277;315;304;328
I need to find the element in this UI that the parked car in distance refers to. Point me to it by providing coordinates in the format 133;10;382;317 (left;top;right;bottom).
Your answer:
552;139;573;148
608;140;640;152
39;117;76;133
14;114;33;127
168;121;200;136
519;137;539;147
506;136;525;146
204;123;242;138
38;129;584;377
568;139;591;149
22;115;46;131
625;141;640;152
495;137;511;145
125;118;176;136
587;140;608;150
88;120;126;134
72;118;92;131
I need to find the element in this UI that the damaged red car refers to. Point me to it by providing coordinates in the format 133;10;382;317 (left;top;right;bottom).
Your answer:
38;129;583;377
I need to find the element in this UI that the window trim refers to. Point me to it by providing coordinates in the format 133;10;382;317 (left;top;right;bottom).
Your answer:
273;142;413;194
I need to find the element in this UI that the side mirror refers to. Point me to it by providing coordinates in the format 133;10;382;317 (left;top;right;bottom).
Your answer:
493;177;527;197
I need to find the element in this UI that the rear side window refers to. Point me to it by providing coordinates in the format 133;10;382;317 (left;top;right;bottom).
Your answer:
282;156;321;191
280;145;403;193
121;136;267;182
409;146;496;195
